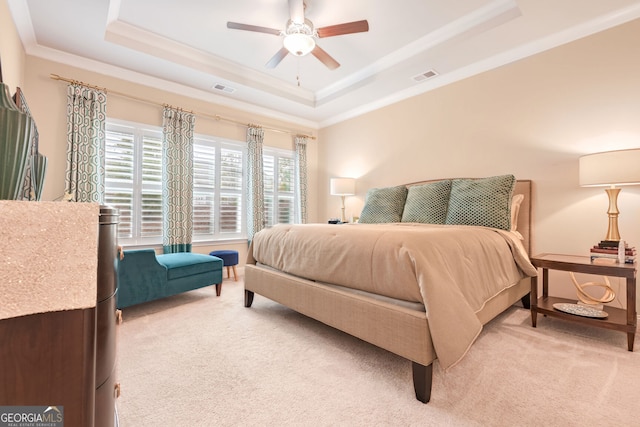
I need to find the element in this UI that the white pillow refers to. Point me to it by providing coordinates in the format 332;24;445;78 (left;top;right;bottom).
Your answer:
511;194;524;234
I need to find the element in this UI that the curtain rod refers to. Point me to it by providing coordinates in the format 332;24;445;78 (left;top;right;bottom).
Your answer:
49;73;315;140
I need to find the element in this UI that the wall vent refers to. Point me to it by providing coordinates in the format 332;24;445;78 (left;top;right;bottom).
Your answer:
412;69;438;82
212;83;236;94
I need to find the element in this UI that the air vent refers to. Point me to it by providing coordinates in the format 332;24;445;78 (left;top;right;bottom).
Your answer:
212;83;236;94
412;69;438;82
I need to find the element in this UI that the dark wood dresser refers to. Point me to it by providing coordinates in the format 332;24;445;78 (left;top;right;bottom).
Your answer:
95;205;121;427
0;204;120;427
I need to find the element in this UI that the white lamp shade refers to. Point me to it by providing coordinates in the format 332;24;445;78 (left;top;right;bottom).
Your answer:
330;178;356;196
579;148;640;186
283;33;316;56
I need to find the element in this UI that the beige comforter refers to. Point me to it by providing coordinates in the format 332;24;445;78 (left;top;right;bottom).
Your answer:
249;222;537;369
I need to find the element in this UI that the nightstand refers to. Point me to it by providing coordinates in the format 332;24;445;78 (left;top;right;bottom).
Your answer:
530;253;637;351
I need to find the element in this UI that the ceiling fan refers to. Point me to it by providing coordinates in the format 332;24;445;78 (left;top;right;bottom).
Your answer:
226;0;369;70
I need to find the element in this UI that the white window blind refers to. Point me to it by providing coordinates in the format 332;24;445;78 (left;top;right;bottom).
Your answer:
105;129;134;238
192;139;245;241
105;119;297;244
278;156;295;224
263;148;296;227
263;154;275;226
105;122;163;245
140;135;163;237
193;142;216;236
219;147;243;234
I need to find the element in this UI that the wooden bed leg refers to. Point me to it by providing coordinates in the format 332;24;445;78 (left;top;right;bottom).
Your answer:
520;292;531;309
412;362;433;403
244;290;254;308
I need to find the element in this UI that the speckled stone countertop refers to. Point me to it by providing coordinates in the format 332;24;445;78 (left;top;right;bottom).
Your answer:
0;201;99;320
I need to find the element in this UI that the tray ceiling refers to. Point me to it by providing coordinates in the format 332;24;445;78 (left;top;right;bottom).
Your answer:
8;0;640;128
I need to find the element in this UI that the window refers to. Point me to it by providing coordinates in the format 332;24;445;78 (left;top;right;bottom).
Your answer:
263;147;296;227
105;119;247;245
105;119;299;245
192;137;245;242
105;122;163;245
192;141;216;236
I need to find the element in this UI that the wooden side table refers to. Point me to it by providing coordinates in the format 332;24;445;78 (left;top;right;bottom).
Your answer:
530;253;637;351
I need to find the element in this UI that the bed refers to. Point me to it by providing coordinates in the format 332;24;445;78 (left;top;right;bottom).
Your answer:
244;175;536;403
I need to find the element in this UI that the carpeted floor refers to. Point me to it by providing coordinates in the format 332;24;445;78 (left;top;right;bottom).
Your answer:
116;275;640;426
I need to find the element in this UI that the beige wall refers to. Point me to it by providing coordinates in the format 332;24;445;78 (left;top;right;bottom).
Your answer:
14;56;319;263
0;0;26;90
319;18;640;306
23;57;319;205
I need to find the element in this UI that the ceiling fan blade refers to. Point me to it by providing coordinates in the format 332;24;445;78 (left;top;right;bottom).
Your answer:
227;22;282;36
266;47;290;69
288;0;305;24
311;45;340;70
317;20;369;38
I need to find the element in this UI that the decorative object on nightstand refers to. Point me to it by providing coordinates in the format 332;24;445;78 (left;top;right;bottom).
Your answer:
568;239;637;313
330;177;355;223
589;240;637;264
579;148;640;241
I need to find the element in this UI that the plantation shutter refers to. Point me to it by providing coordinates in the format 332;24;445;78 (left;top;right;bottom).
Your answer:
277;156;295;224
263;154;275;227
262;151;296;227
219;147;243;234
140;135;163;237
193;143;216;235
105;130;134;239
105;127;162;242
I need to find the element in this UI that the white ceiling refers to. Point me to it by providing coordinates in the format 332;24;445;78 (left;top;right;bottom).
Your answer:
8;0;640;128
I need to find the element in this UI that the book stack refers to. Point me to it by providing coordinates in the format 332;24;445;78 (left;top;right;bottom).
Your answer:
590;240;636;264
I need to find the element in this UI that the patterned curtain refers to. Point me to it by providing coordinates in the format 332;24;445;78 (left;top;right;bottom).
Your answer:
294;135;308;224
65;84;107;202
162;106;195;254
246;125;265;242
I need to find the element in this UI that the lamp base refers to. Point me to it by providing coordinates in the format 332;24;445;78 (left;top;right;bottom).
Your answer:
604;187;621;241
340;196;347;223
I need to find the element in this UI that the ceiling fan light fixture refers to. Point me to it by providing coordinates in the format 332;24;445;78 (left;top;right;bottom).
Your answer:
283;33;316;56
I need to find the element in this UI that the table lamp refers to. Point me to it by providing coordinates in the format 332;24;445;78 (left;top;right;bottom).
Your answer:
330;177;355;223
579;148;640;241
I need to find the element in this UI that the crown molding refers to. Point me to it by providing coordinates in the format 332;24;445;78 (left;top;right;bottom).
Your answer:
320;2;640;127
9;0;640;129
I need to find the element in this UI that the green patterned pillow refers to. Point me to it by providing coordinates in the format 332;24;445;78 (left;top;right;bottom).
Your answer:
445;175;516;230
359;185;408;223
401;180;452;224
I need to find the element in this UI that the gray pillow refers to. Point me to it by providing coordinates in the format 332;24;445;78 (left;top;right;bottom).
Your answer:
359;185;408;223
445;175;516;230
401;180;452;224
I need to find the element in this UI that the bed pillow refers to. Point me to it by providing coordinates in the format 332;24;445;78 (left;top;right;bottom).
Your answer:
401;180;452;224
510;193;524;232
359;185;408;223
445;174;516;230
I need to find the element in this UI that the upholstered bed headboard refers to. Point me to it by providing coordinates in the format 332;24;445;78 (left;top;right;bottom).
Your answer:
405;179;533;255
